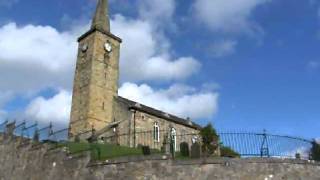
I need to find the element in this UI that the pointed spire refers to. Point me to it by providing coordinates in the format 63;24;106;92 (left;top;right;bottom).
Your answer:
91;0;110;32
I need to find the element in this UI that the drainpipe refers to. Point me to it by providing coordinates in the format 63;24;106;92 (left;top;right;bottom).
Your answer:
130;109;137;148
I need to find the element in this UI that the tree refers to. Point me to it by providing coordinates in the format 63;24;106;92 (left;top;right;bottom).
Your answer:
310;140;320;161
200;124;219;156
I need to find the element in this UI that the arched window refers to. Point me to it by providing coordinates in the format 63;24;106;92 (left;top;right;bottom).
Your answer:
153;122;160;142
171;128;176;151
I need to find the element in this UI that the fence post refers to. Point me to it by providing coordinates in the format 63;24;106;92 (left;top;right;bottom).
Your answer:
260;129;270;157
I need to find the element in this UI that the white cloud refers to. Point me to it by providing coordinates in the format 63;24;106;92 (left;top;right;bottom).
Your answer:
112;15;201;82
119;82;219;120
193;0;270;34
0;23;76;71
0;91;13;107
25;90;71;128
0;16;201;97
138;0;175;26
209;39;238;58
0;23;77;95
21;81;218;128
0;109;7;120
0;6;206;123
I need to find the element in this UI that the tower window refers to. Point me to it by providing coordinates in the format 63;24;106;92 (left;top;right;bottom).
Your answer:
102;102;105;110
153;122;160;142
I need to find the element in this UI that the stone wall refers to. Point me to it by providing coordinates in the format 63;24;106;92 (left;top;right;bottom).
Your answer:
70;28;121;136
99;98;200;150
1;135;320;180
133;110;199;151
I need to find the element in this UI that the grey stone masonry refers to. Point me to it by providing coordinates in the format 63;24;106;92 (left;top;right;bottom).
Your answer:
1;134;320;180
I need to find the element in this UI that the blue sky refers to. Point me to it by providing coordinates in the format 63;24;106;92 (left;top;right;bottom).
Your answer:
0;0;319;139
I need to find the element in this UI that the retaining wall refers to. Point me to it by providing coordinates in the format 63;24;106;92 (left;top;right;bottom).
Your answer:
0;135;319;180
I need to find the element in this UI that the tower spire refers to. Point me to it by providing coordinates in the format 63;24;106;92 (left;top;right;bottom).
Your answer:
91;0;110;32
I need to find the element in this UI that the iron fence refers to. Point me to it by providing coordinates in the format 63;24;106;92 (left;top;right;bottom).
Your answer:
0;119;315;160
219;131;312;159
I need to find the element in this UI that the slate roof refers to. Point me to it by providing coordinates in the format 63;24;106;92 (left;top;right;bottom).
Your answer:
116;96;202;130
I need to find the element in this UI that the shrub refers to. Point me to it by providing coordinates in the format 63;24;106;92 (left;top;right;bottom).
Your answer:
142;146;151;155
220;146;240;158
180;142;189;157
310;140;320;161
200;124;219;156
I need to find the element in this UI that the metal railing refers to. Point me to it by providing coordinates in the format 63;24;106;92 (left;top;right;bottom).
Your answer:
0;119;315;160
219;131;312;159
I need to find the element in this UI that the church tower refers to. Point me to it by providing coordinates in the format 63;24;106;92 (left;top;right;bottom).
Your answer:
69;0;121;137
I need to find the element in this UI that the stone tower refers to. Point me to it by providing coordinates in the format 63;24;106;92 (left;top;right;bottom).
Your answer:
69;0;121;137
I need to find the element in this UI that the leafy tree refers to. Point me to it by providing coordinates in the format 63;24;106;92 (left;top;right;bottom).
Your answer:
310;140;320;161
200;124;219;156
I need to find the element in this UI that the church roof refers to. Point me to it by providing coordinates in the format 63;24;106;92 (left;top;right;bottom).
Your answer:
116;96;202;130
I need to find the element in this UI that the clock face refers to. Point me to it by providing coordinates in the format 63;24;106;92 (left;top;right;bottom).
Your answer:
81;44;88;52
104;42;112;53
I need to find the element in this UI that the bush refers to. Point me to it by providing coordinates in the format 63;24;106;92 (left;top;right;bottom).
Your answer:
220;146;240;158
200;124;219;156
142;146;151;155
180;142;189;157
310;140;320;161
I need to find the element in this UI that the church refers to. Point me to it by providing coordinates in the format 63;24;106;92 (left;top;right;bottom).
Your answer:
69;0;201;151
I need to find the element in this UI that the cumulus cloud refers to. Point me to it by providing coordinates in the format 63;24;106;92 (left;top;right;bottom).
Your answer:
119;83;219;120
138;0;175;26
0;3;209;124
0;23;76;70
0;91;13;107
0;15;201;98
0;23;77;95
21;81;218;127
24;90;71;127
0;109;7;120
208;39;238;58
112;15;201;82
193;0;270;34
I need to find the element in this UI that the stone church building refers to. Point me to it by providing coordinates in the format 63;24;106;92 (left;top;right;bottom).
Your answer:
69;0;201;150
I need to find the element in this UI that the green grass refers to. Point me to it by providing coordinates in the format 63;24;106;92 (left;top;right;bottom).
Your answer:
175;152;190;160
60;142;161;160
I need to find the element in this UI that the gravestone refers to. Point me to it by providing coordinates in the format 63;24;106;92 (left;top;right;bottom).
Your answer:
180;142;189;157
161;133;171;155
191;142;201;158
4;122;15;140
6;122;15;136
